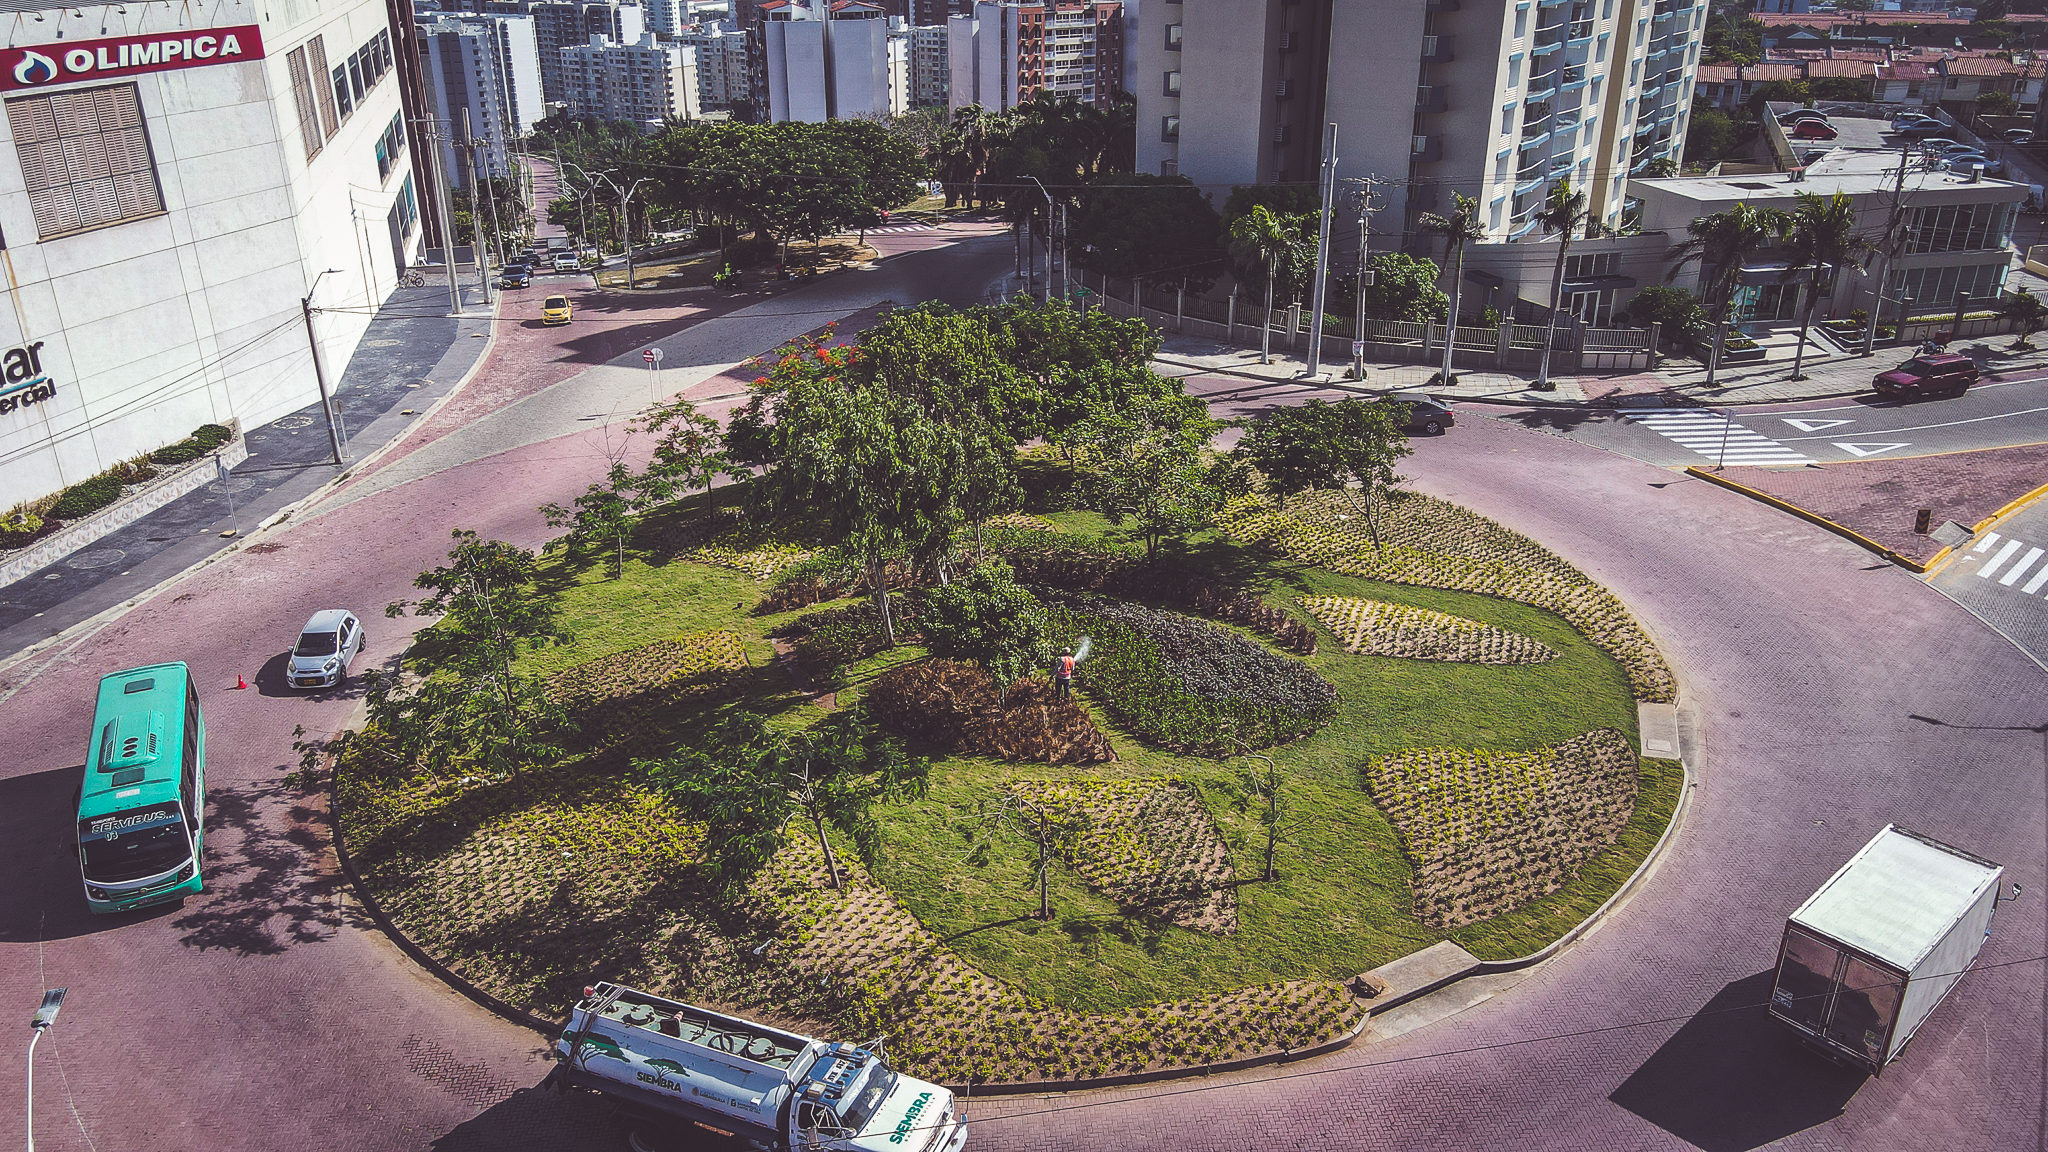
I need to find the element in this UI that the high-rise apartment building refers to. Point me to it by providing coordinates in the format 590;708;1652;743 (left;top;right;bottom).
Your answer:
756;0;894;121
904;22;949;107
676;25;752;109
560;31;701;123
1137;0;1705;246
460;0;644;103
417;14;544;187
946;1;1122;111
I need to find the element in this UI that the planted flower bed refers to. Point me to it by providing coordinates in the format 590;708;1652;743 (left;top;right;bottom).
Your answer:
687;523;817;579
1299;596;1557;665
544;630;749;755
1361;728;1638;928
1034;588;1338;753
1217;497;1675;703
1008;776;1237;933
867;658;1115;765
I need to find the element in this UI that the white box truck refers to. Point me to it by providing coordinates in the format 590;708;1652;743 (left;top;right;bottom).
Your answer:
550;982;966;1152
1768;825;2011;1072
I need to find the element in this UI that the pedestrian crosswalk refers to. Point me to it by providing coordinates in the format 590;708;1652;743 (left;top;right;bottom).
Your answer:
1622;409;1819;466
1967;531;2048;595
867;223;934;234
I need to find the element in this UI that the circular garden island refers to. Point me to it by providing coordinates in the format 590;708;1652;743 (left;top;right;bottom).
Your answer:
330;310;1681;1090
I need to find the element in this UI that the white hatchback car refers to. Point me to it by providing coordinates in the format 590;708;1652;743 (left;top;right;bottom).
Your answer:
288;609;364;689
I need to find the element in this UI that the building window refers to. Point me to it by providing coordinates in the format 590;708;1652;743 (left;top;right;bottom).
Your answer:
287;46;323;161
1905;201;2016;254
1164;70;1180;96
333;63;355;120
1164;23;1182;50
309;35;339;137
7;83;164;240
1161;115;1179;140
375;113;406;181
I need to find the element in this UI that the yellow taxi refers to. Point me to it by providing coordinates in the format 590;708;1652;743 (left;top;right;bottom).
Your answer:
541;294;572;325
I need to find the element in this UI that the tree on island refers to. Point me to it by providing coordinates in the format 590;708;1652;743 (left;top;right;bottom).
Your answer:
1236;398;1412;554
918;561;1051;706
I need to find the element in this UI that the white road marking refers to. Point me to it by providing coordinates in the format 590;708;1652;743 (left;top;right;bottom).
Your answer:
1783;418;1855;432
1776;404;2048;439
2024;563;2048;594
1832;442;1912;457
1998;547;2045;586
1978;539;2027;579
1973;531;2004;553
1623;410;1818;464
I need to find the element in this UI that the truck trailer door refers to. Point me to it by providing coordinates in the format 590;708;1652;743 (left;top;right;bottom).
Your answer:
1772;927;1844;1033
1822;955;1903;1067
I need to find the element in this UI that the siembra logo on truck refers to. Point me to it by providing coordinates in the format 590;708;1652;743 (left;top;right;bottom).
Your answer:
0;25;265;92
889;1092;934;1145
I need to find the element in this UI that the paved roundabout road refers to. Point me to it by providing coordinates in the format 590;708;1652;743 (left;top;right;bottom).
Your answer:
1;237;2041;1150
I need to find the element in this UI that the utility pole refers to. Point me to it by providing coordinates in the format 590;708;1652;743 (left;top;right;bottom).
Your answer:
1026;175;1055;304
1863;142;1915;357
1347;175;1384;381
414;118;464;314
458;111;493;306
301;269;350;464
1306;122;1339;378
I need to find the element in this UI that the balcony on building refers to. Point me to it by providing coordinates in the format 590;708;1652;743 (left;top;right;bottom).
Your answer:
1567;18;1594;43
1425;0;1459;10
1412;134;1444;162
1527;71;1559;102
1561;64;1589;90
1420;34;1454;62
1416;84;1446;113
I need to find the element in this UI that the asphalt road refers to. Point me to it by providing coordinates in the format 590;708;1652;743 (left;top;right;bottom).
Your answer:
1489;371;2048;470
3;225;2041;1152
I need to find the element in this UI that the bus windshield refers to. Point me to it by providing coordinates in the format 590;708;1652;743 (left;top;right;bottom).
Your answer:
79;802;190;882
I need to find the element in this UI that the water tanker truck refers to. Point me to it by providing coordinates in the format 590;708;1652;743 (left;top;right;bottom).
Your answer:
550;982;966;1151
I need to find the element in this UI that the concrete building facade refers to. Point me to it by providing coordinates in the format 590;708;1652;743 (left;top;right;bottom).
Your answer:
758;0;893;121
417;14;544;187
1137;0;1706;250
676;25;751;109
904;22;950;107
0;0;421;506
560;31;701;123
946;1;1123;112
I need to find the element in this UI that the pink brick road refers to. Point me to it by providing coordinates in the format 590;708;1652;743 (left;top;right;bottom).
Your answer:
1;224;2039;1151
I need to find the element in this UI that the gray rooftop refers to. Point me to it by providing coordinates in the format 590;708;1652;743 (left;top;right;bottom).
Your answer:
1790;825;2001;971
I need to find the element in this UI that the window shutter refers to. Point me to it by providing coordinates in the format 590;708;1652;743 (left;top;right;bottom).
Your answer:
287;46;322;160
309;35;339;136
7;83;161;239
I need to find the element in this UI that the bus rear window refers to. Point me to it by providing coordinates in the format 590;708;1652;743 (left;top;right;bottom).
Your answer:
123;678;154;694
79;802;189;882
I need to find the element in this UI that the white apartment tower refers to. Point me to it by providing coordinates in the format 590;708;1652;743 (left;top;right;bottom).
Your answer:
676;26;751;108
758;0;892;122
417;15;545;188
560;32;702;123
1137;0;1706;246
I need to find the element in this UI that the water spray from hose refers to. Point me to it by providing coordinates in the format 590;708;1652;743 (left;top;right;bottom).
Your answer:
1074;637;1093;664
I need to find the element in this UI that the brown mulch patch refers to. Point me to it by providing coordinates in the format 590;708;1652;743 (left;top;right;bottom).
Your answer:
866;658;1115;765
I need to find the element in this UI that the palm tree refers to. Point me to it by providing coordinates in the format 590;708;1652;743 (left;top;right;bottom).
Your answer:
1228;205;1296;364
1780;191;1874;380
1531;179;1612;392
1666;202;1791;326
1419;192;1487;385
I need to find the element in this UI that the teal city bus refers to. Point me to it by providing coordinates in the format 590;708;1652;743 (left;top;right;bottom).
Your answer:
75;662;205;913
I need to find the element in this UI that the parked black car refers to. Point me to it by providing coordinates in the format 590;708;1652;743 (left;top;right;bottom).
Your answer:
501;263;532;288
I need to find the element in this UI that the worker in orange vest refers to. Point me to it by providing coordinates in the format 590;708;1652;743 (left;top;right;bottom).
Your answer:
1053;647;1077;698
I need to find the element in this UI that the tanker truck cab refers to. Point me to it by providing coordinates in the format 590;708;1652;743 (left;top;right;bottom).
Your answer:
552;983;965;1152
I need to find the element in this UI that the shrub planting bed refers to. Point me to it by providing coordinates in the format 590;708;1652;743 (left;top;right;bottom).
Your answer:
543;630;749;755
1035;588;1337;752
867;658;1116;765
1361;728;1638;928
1300;595;1556;665
686;523;817;579
1007;776;1237;934
1217;496;1676;702
776;600;921;688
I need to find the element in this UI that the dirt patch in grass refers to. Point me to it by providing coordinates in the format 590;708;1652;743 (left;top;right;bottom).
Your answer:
1361;729;1638;928
1009;777;1238;934
1300;595;1556;664
868;658;1116;766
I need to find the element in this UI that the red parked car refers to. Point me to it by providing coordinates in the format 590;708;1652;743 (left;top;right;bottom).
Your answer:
1874;353;1978;399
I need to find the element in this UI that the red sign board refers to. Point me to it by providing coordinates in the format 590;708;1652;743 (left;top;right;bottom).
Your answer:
0;25;265;93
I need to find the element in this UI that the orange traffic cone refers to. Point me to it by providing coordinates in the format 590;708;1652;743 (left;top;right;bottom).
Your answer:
234;674;247;690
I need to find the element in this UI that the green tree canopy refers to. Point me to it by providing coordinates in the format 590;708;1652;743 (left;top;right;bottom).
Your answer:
1063;393;1222;561
1618;285;1709;341
1069;173;1225;290
917;561;1052;704
1234;399;1412;553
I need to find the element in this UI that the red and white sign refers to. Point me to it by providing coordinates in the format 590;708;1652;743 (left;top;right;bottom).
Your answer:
0;25;265;92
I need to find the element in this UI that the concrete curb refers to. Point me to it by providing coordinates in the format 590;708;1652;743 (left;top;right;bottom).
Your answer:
0;295;503;684
1684;466;1935;573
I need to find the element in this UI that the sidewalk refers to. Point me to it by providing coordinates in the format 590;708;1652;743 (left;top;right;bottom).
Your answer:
1154;324;2048;408
0;279;495;661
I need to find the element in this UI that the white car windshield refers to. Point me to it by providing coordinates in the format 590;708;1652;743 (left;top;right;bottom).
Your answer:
297;631;339;656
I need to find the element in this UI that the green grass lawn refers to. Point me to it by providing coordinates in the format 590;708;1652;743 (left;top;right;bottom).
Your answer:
508;501;1657;1014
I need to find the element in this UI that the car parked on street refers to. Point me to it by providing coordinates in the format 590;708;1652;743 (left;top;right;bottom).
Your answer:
288;610;364;689
542;294;572;325
1391;393;1456;435
501;263;531;288
1874;353;1979;400
2004;128;2035;143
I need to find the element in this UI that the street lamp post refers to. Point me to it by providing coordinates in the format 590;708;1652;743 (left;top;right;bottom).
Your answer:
1024;175;1056;304
301;268;351;465
27;988;68;1152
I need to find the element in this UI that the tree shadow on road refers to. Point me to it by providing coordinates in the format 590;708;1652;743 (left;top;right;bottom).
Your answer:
1609;970;1867;1152
170;774;370;955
